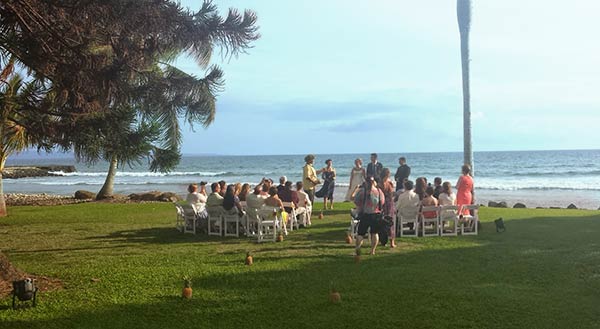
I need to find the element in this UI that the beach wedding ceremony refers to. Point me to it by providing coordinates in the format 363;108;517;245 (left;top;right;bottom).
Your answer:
0;1;599;328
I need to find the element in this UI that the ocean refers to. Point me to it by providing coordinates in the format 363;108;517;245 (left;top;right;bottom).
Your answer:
5;150;600;209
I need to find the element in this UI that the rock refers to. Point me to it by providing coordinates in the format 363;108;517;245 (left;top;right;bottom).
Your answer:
74;190;96;200
158;192;180;202
128;193;142;200
140;191;162;201
488;201;499;208
497;201;508;208
513;203;527;209
567;203;577;209
550;207;562;209
2;165;76;179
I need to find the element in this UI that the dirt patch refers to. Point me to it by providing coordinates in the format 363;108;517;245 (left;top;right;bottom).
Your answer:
0;252;62;298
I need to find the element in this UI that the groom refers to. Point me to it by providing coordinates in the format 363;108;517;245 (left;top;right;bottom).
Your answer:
366;153;384;185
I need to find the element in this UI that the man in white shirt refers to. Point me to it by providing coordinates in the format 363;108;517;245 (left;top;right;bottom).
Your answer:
295;181;312;226
206;182;224;207
396;180;419;232
246;185;266;209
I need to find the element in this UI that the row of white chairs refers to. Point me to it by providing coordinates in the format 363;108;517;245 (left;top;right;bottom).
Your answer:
350;204;479;239
175;201;312;243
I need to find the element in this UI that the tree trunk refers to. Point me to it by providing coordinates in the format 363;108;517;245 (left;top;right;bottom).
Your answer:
0;157;7;217
458;0;474;176
460;34;473;175
96;155;118;200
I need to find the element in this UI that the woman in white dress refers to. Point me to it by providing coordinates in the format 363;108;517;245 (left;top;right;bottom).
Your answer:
345;158;366;201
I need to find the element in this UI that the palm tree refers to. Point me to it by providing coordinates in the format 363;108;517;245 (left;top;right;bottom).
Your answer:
0;73;47;216
457;0;473;174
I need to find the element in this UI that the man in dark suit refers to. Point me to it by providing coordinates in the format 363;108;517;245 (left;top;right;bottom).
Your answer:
366;153;384;185
394;157;411;191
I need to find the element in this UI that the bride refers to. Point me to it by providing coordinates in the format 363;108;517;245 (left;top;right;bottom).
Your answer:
345;158;366;202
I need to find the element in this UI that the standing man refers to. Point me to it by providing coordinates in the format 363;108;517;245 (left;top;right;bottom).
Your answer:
302;154;321;204
366;153;384;185
394;156;411;192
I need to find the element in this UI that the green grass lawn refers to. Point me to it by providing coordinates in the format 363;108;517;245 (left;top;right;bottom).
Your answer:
1;202;599;328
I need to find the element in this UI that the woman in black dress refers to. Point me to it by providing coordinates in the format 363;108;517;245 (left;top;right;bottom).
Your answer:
315;159;336;210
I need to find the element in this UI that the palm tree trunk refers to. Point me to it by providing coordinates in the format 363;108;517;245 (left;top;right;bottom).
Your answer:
96;155;118;200
458;0;474;176
0;157;6;217
460;35;473;175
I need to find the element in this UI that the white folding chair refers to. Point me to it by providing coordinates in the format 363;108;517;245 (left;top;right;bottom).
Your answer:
295;206;308;227
281;202;299;231
223;211;240;237
174;203;185;232
397;206;420;237
207;206;223;236
440;205;459;236
460;205;479;235
180;203;198;234
421;206;441;237
257;207;278;243
245;206;260;237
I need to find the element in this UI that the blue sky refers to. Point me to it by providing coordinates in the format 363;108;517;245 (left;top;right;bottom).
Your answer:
176;0;600;155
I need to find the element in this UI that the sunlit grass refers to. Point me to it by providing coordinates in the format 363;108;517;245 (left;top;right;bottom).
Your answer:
1;202;599;328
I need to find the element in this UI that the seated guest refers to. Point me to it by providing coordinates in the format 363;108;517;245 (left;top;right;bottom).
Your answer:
438;181;457;206
421;186;439;218
198;181;208;197
396;180;420;213
233;183;242;198
222;185;245;216
414;177;427;201
295;181;312;226
278;181;299;213
218;180;227;197
206;182;224;207
238;183;250;202
260;178;273;197
264;186;284;209
246;185;266;209
433;177;443;199
186;183;207;214
277;176;287;194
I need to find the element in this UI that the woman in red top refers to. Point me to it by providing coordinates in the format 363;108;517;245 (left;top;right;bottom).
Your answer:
456;164;474;215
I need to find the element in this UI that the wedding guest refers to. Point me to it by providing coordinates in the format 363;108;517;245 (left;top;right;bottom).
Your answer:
366;153;384;185
233;183;242;198
198;181;208;196
315;159;336;210
433;177;443;199
396;180;420;211
396;180;420;232
206;182;224;207
296;181;312;226
238;183;250;202
456;164;475;215
186;183;207;214
264;186;284;209
438;181;456;206
246;185;266;209
222;185;244;216
218;180;227;197
415;177;427;201
380;168;397;248
421;186;439;219
279;181;299;213
394;157;411;192
277;176;287;193
302;154;322;204
345;158;366;202
354;178;385;255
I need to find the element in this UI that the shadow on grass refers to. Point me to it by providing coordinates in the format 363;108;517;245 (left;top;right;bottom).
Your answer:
3;214;600;329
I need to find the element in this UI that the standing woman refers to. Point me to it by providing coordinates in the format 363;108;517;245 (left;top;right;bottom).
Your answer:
380;168;397;248
456;164;475;215
316;159;336;210
345;158;366;202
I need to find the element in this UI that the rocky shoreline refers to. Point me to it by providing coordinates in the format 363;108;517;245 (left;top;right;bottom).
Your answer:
2;165;76;179
5;190;181;207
